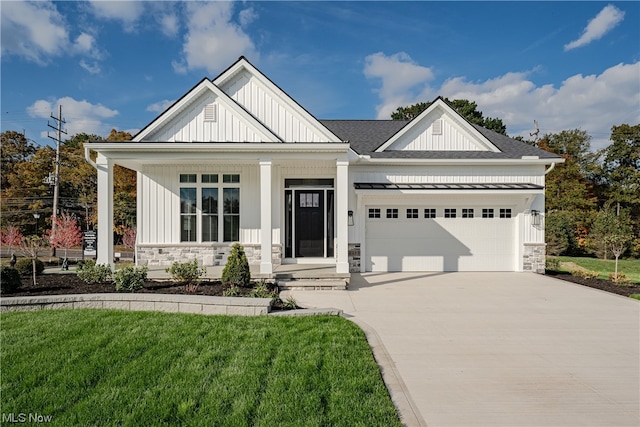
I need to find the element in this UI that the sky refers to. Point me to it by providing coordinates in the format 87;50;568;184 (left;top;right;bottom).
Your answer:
1;1;639;152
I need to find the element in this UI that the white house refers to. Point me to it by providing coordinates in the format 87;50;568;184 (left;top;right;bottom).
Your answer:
85;57;562;275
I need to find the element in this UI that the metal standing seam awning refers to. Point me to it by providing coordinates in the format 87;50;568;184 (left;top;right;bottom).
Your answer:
354;182;544;191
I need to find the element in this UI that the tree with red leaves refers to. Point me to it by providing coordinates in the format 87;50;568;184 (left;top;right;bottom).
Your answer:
1;225;23;257
46;213;83;262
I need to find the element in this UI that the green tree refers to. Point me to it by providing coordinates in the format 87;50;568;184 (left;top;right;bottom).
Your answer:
545;211;573;256
1;131;37;189
600;124;640;215
589;206;633;260
391;98;507;135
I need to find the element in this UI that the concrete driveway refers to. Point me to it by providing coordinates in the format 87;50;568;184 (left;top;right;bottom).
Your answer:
284;272;640;427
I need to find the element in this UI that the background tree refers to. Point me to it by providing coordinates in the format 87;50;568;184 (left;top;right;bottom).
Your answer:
391;98;507;135
1;225;23;256
599;124;640;216
46;213;83;261
1;131;37;190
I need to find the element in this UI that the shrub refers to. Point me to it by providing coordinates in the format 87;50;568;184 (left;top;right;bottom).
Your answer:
609;272;631;285
248;279;279;303
221;243;251;287
165;259;205;287
545;257;560;271
282;295;298;310
114;265;148;292
222;284;241;297
0;267;21;294
15;258;44;276
571;269;599;280
76;260;112;284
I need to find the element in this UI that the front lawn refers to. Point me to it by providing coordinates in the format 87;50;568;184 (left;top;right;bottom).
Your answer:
1;310;401;426
556;256;640;284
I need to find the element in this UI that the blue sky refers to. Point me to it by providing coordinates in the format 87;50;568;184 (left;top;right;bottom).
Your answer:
1;1;638;151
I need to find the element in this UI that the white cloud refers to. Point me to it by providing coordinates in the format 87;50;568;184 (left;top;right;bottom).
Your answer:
364;52;435;119
173;2;258;75
239;7;258;28
27;97;119;138
364;52;639;151
86;0;144;32
564;4;625;51
146;99;175;114
0;1;70;64
159;13;179;37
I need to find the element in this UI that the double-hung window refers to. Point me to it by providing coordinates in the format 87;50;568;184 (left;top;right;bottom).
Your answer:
179;173;240;242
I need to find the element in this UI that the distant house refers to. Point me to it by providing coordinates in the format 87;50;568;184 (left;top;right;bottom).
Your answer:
86;57;562;274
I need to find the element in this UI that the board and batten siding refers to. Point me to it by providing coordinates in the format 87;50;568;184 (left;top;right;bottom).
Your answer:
349;164;546;186
388;115;485;151
145;92;264;143
220;70;329;143
139;164;266;245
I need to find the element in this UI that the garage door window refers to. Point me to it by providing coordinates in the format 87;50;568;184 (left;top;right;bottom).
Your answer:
386;208;398;219
462;208;474;218
406;208;419;219
500;208;512;218
368;208;381;218
424;208;436;218
482;208;494;218
445;208;457;218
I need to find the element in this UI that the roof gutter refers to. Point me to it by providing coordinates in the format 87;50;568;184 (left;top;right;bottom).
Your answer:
85;145;97;169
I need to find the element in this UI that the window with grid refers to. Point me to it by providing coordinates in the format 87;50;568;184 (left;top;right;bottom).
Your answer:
179;173;240;242
482;208;494;218
368;208;381;218
444;208;457;218
406;208;419;219
424;208;436;218
462;208;474;218
386;208;398;219
500;208;512;218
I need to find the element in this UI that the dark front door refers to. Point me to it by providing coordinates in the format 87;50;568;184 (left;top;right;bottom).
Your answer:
295;190;324;257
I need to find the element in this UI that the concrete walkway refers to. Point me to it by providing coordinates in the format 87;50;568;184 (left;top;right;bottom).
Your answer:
283;272;640;427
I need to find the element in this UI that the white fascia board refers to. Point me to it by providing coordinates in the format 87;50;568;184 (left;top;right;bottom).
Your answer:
85;142;349;156
353;156;564;166
375;99;500;153
214;58;343;143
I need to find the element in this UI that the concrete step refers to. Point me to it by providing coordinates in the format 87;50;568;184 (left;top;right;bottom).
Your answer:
277;279;347;291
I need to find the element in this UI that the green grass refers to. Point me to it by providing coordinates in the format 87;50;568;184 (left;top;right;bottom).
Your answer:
556;256;640;284
1;310;402;427
630;294;640;300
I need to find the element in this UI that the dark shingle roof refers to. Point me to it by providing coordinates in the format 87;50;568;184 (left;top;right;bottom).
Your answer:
320;120;560;160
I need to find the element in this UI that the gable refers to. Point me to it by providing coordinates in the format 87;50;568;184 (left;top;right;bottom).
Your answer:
133;79;280;143
214;58;343;143
376;98;500;153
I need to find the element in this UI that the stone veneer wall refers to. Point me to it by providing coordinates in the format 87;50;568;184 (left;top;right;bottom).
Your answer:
348;243;361;273
523;243;546;274
137;243;282;267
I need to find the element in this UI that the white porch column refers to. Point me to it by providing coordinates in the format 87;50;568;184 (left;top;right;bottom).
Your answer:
259;159;273;274
336;160;349;274
96;153;114;268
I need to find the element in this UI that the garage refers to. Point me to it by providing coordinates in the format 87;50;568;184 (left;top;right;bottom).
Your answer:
365;205;515;272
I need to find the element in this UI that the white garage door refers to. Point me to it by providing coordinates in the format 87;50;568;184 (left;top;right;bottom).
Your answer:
366;207;514;272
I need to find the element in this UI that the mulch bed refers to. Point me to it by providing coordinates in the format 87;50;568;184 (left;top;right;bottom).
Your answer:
3;270;639;300
546;271;640;297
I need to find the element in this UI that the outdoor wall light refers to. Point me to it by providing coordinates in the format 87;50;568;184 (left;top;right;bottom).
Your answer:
348;210;354;226
531;210;540;226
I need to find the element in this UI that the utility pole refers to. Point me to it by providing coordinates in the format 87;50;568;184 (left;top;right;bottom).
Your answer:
48;105;66;256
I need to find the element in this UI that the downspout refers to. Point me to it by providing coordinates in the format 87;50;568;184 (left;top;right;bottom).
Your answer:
544;162;556;175
85;146;97;169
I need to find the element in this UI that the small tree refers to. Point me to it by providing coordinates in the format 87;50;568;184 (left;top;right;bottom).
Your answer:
19;235;48;286
608;234;631;278
122;226;136;261
46;214;83;268
221;243;251;287
1;225;23;256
